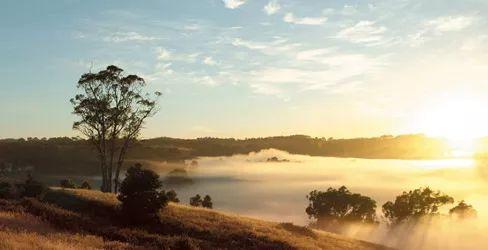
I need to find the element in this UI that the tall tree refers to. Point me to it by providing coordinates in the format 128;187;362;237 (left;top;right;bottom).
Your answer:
71;65;160;192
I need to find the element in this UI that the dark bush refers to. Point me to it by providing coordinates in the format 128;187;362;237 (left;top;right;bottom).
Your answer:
189;194;202;207
118;163;168;224
22;174;46;198
449;200;477;219
306;186;377;229
0;182;12;199
60;179;76;189
79;180;92;190
165;190;179;203
383;187;454;225
202;195;213;209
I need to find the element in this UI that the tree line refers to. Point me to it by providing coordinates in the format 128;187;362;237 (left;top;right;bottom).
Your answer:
306;186;477;231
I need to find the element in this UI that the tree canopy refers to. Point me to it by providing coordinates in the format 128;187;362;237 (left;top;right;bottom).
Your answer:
71;65;160;192
305;186;377;228
382;187;454;225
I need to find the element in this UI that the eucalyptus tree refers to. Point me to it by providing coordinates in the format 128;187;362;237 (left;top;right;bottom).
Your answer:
71;65;160;192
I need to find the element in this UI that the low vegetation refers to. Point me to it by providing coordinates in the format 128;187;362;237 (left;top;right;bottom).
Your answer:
0;179;389;249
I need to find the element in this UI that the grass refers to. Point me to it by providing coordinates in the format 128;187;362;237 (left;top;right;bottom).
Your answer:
0;203;131;250
31;188;392;250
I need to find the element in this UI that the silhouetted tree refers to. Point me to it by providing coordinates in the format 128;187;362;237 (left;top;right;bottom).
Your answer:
60;179;76;189
449;200;477;219
382;187;454;225
79;180;92;190
305;186;377;228
165;189;179;202
71;65;161;193
190;194;202;207
22;174;46;198
202;195;213;209
117;164;168;224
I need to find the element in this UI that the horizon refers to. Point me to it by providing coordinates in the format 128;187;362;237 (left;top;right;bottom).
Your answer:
2;0;488;140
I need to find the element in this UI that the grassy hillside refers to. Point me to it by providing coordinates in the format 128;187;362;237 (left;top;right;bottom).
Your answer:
0;188;391;250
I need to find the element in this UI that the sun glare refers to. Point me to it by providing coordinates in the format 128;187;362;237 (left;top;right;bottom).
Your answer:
413;95;488;157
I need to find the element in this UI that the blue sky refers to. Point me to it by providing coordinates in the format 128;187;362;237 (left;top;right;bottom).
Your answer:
2;0;488;139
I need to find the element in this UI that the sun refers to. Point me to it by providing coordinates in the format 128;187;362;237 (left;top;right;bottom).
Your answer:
412;95;488;157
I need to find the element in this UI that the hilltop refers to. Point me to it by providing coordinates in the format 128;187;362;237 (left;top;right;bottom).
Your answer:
0;134;450;176
0;188;391;250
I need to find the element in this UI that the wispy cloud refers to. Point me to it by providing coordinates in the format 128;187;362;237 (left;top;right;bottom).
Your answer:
156;47;199;63
103;31;159;43
203;56;218;66
407;15;476;47
222;0;246;9
231;38;300;54
426;15;475;32
336;21;387;46
264;1;281;15
283;13;327;25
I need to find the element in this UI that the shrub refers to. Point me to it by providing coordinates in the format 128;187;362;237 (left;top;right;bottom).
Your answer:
382;187;454;225
165;190;179;203
306;186;377;228
189;194;202;207
79;180;92;190
60;179;76;189
202;195;213;209
22;174;46;198
449;200;477;219
0;182;12;199
118;164;168;224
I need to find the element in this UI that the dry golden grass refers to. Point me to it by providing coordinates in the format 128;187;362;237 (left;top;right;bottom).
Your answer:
0;210;132;250
45;188;390;250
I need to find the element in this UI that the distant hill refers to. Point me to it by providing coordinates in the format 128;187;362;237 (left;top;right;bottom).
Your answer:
0;188;392;249
0;134;450;175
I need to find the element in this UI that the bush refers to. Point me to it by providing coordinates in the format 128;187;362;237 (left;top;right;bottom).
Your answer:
118;163;168;224
382;187;454;225
0;182;12;199
79;180;92;190
189;194;202;207
202;195;213;209
22;174;46;198
165;190;179;203
449;200;477;219
60;179;76;189
306;186;377;228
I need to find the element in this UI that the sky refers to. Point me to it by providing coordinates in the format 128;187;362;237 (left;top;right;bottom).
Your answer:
2;0;488;139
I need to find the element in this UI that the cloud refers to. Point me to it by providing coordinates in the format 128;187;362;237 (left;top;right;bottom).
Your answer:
283;13;327;25
231;38;300;54
103;31;158;43
203;56;218;66
264;1;280;15
222;0;246;9
247;50;388;95
426;16;474;32
156;47;200;63
336;21;387;45
407;15;476;47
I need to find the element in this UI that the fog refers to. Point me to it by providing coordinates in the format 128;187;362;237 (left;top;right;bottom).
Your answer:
157;149;488;249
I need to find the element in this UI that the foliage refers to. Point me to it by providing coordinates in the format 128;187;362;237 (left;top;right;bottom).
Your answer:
189;194;202;207
117;164;168;223
0;182;12;199
202;195;213;209
71;65;160;193
22;175;46;198
382;187;454;225
0;134;451;177
449;200;477;219
305;186;377;227
79;180;92;190
165;190;179;203
60;179;76;189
